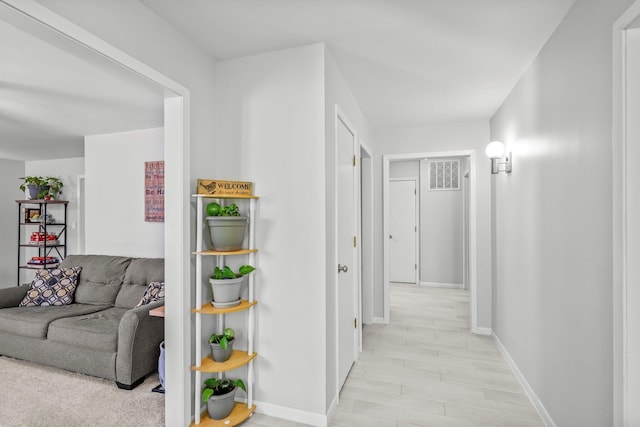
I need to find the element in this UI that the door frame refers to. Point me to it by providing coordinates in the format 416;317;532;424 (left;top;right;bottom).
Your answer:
383;150;478;332
613;2;640;424
388;177;419;285
0;2;192;425
359;141;374;333
334;105;361;399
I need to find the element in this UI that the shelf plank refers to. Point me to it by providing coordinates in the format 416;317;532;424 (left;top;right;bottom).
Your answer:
192;351;257;373
190;403;256;426
193;300;257;315
192;194;259;200
193;249;257;256
16;200;69;204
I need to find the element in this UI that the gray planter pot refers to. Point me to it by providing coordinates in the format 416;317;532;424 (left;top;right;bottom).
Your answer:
206;216;249;251
26;184;49;199
209;276;245;307
206;388;236;420
209;338;234;362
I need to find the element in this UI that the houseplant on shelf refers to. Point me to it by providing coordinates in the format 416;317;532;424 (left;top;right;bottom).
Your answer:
201;377;247;420
208;327;235;362
209;265;255;308
205;202;248;251
19;176;63;199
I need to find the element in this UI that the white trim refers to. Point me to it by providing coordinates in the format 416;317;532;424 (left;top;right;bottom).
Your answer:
326;395;338;426
420;281;463;289
360;144;375;325
494;333;557;427
383;150;479;334
474;327;492;336
0;2;192;425
613;3;640;425
253;399;328;427
371;316;386;324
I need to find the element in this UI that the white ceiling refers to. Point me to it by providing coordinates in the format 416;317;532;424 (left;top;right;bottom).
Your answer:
141;0;575;128
0;0;575;161
0;14;165;161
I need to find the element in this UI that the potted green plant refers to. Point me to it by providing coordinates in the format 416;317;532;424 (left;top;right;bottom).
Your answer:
208;327;235;362
19;176;64;199
209;265;255;308
43;177;63;199
205;202;248;251
201;377;246;420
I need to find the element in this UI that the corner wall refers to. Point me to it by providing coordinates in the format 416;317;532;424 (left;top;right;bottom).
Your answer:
489;0;634;425
217;43;328;419
0;159;24;288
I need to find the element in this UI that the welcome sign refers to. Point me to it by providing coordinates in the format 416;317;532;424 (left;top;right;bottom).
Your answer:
197;179;253;197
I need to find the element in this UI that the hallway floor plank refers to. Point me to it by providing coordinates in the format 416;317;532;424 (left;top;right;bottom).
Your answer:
241;283;544;427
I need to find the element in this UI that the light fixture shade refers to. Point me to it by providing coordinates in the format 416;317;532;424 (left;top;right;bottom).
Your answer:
485;141;505;159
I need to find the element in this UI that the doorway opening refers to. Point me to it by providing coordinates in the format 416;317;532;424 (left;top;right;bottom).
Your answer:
383;151;479;333
1;2;191;425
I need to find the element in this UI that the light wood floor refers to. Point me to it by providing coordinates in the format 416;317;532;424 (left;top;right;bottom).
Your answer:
241;283;544;427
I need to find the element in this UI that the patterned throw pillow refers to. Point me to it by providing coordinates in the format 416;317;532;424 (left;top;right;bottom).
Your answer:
135;281;165;308
19;267;82;307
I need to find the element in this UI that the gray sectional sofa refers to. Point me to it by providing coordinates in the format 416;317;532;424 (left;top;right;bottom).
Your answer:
0;254;164;389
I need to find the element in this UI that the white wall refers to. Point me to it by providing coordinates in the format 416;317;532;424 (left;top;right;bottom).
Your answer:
324;46;374;411
389;160;419;179
0;159;25;288
84;128;163;258
373;121;491;327
419;158;464;285
217;44;327;418
489;0;634;425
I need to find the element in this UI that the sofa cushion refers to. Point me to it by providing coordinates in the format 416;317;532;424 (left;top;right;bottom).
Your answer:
0;304;110;339
115;258;164;308
19;267;82;307
47;307;128;352
135;281;165;308
60;255;132;306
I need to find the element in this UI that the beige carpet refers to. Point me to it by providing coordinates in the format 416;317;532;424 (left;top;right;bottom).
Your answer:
0;356;164;427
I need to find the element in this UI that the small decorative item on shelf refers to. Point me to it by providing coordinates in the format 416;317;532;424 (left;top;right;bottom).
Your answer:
208;327;235;362
209;265;255;308
27;256;59;268
201;377;247;420
205;202;248;251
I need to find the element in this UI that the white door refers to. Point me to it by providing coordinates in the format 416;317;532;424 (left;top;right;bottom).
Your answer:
337;115;357;390
389;180;417;283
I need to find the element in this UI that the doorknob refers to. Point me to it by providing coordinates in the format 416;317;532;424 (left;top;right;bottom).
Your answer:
338;264;348;273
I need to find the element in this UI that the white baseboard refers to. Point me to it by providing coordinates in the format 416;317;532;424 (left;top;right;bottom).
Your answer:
473;326;492;336
371;317;386;324
493;333;556;427
251;399;327;427
326;395;338;425
420;281;463;289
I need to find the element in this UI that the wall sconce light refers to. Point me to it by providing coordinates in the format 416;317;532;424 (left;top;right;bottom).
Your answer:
485;141;512;174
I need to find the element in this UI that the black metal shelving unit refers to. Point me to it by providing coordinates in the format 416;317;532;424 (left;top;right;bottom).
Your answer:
16;200;68;283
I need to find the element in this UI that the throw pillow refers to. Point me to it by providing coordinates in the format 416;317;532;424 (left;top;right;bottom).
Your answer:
19;267;82;307
135;281;165;308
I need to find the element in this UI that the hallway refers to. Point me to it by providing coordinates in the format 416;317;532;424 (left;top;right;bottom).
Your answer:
242;284;543;426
